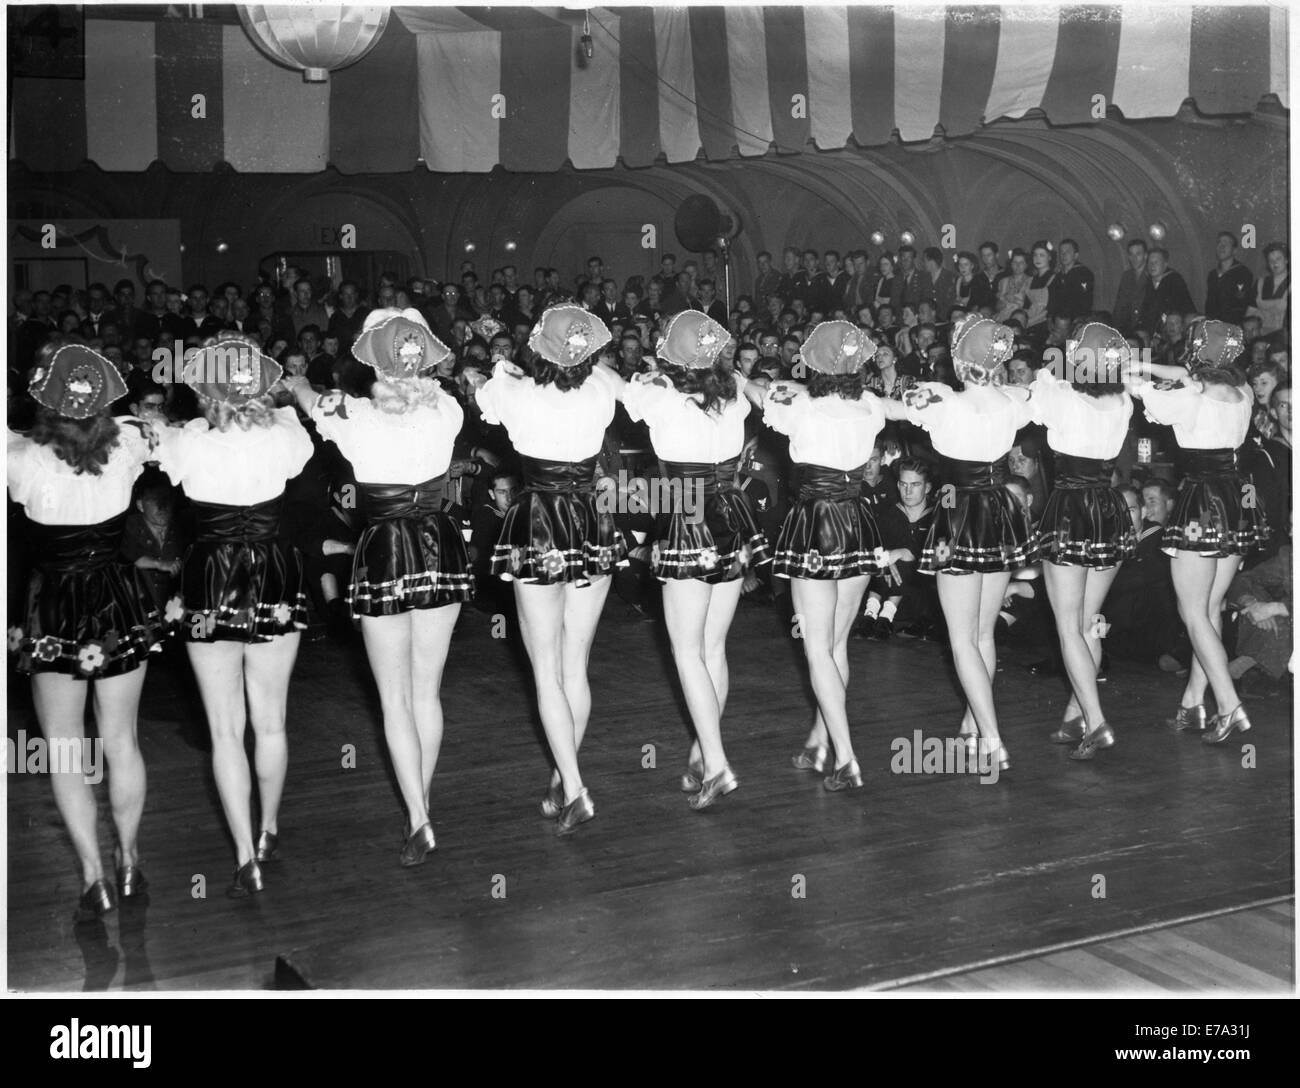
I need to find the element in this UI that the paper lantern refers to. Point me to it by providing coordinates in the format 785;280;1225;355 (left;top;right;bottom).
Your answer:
238;5;389;83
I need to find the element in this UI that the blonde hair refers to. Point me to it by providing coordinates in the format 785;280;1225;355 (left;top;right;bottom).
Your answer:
371;376;444;415
200;393;278;431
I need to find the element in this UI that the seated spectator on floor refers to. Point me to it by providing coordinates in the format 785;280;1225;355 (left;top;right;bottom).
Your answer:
860;457;938;640
859;441;897;513
120;475;186;615
1228;544;1292;694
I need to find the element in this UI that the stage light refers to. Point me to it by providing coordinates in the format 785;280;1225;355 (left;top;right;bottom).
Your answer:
1106;223;1125;241
505;241;518;252
464;241;476;253
1148;222;1166;241
178;243;186;253
899;231;914;246
870;231;885;247
215;241;229;253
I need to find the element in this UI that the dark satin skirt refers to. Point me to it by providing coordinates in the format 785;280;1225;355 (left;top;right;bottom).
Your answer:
920;456;1034;574
772;464;885;580
349;477;474;615
11;513;165;679
182;497;307;642
1162;448;1270;556
1033;454;1137;568
650;458;770;583
491;456;627;586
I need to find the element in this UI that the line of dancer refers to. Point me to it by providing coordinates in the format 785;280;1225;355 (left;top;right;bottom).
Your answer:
7;308;1270;919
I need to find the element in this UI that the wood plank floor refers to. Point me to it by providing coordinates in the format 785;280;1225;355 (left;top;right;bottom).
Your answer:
6;594;1294;992
898;901;1293;992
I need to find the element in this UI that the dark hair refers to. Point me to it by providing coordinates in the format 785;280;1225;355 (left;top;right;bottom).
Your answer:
30;408;122;476
923;246;943;265
136;478;176;512
1126;238;1148;252
1196;365;1248;389
1141;477;1178;503
1059;238;1079;251
807;370;866;400
657;359;737;416
1263;242;1290;263
895;456;933;485
979;240;999;255
530;354;594;391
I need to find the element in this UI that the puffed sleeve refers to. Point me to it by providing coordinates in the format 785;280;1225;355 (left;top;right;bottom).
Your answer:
310;390;365;450
273;406;314;480
1026;368;1072;428
1000;383;1035;429
6;430;34;505
152;417;208;486
476;360;525;427
622;370;676;424
897;381;950;430
762;381;811;436
1135;380;1199;427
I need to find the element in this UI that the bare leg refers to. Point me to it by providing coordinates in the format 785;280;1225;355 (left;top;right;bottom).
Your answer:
187;640;256;866
515;581;583;803
90;667;150;870
32;674;99;887
1172;553;1243;712
242;633;300;837
361;614;428;830
938;573;1005;747
684;578;744;768
792;578;856;768
663;580;728;777
410;605;460;801
561;578;612;755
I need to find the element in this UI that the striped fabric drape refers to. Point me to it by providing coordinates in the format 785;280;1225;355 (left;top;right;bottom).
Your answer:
8;5;1288;175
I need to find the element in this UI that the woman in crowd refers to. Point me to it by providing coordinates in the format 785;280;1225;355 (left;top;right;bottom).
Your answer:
289;309;473;867
154;335;312;897
1250;243;1290;343
623;311;769;810
756;321;905;789
1029;323;1136;759
872;254;896;310
864;342;916;401
901;316;1035;770
8;343;164;918
469;305;624;834
955;251;978;309
994;249;1031;323
1125;319;1269;743
1023;242;1058;343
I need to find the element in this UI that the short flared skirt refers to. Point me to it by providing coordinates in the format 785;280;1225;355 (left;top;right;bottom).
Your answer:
650;488;771;583
491;491;627;586
349;513;474;615
10;563;166;679
772;495;885;580
181;539;308;642
1161;471;1270;557
1033;485;1137;568
920;487;1035;574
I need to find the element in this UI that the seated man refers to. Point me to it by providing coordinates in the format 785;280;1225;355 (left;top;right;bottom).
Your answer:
1228;543;1292;694
860;457;937;639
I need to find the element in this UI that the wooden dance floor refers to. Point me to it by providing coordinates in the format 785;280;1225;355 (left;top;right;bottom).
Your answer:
6;596;1293;991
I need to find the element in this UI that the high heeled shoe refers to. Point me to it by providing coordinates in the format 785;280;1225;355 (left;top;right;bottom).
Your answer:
791;746;827;773
117;864;147;900
399;822;436;867
978;740;1011;772
1203;705;1251;745
1164;704;1207;733
1069;722;1115;761
688;767;739;810
1049;715;1084;744
540;777;565;818
254;830;280;863
556;789;595;835
823;759;863;792
680;757;704;793
958;730;979;760
77;878;116;920
226;859;265;899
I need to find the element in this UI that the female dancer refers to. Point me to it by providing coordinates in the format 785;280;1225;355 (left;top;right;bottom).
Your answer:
8;343;164;917
288;308;473;866
901;315;1035;770
756;321;904;789
469;305;624;834
1030;323;1136;759
155;335;312;897
1126;319;1268;742
622;310;770;809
